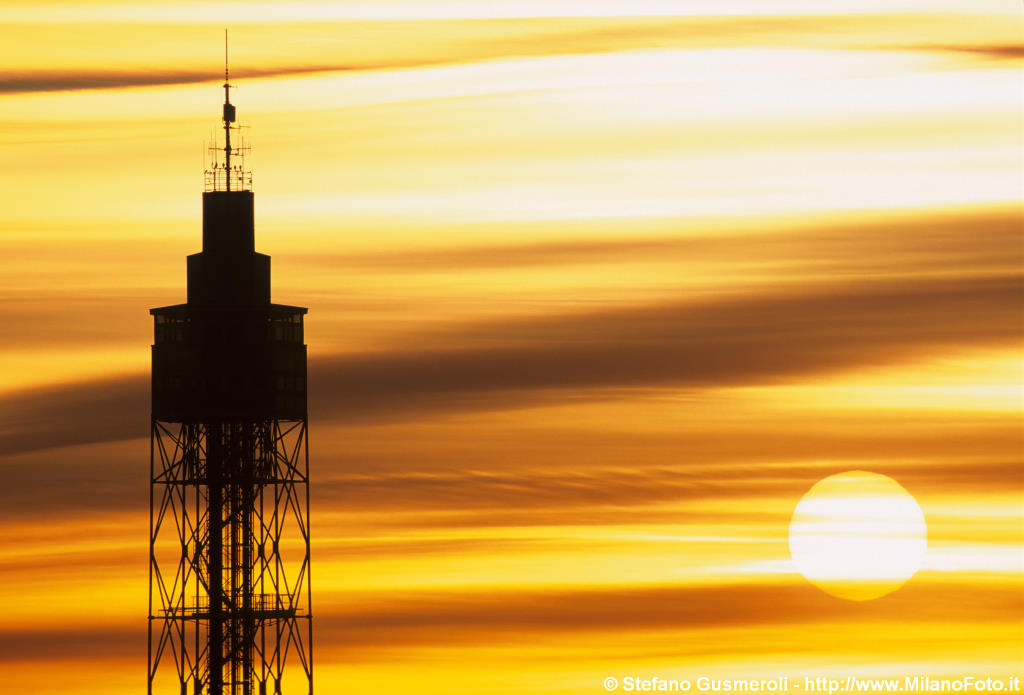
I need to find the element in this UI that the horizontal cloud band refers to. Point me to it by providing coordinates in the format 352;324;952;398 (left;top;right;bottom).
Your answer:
0;273;1020;457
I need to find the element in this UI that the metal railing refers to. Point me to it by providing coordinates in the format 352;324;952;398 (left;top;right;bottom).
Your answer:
204;167;252;192
162;593;299;618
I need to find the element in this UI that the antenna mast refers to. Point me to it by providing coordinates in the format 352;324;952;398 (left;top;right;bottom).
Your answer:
205;29;250;193
223;29;234;191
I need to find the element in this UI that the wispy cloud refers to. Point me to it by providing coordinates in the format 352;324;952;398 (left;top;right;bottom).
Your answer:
0;67;344;94
0;272;1018;458
309;274;1021;420
909;44;1024;60
288;208;1023;273
2;14;1019;95
2;580;1019;663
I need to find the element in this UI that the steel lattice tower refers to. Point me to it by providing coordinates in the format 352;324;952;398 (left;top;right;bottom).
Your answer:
148;50;313;695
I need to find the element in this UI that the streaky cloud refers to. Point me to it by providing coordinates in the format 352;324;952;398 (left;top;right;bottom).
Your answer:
911;44;1024;60
289;208;1023;273
0;375;147;456
312;457;1024;522
0;273;1020;457
1;581;1019;662
0;65;399;95
309;274;1022;420
1;420;1018;524
6;16;1017;95
318;581;1024;648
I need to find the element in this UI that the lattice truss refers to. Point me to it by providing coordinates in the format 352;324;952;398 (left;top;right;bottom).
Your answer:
149;419;313;695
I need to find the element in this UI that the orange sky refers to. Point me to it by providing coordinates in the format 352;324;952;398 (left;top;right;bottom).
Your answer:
0;2;1021;694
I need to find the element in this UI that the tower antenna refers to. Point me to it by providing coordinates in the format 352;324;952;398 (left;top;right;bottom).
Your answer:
222;29;236;191
206;30;248;193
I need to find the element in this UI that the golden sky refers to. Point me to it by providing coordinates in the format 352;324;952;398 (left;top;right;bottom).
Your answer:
0;2;1021;693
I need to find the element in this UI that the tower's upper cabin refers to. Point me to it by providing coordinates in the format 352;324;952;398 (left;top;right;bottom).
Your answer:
149;67;307;422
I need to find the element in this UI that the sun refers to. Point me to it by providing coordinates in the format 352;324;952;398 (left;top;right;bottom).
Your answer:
789;471;928;601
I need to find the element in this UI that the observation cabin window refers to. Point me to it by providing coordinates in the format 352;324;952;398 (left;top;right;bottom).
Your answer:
154;314;191;344
270;316;303;343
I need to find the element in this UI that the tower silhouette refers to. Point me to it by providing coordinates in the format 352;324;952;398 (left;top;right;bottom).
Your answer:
148;49;313;695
